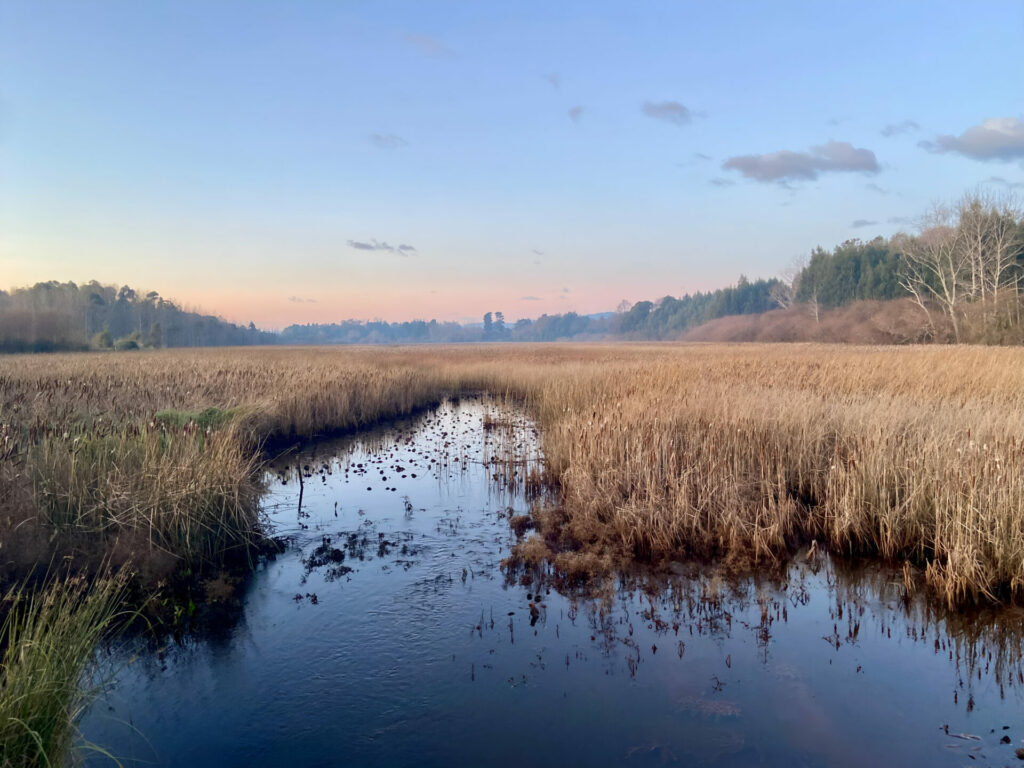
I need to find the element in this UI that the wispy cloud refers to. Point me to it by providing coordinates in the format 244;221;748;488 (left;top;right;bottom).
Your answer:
403;34;452;57
369;133;407;150
641;100;692;126
919;117;1024;161
288;296;317;304
693;152;712;161
532;249;544;256
520;295;542;301
865;182;889;195
985;175;1024;190
347;240;381;251
347;239;416;255
568;105;584;123
709;177;735;187
880;119;920;137
722;141;880;184
887;215;914;226
851;219;877;229
542;72;560;89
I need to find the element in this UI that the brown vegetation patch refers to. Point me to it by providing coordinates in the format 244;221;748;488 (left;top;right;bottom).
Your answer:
683;295;1023;346
508;514;534;537
682;299;942;344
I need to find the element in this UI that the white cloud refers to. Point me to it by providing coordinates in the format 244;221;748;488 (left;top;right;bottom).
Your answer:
920;117;1024;161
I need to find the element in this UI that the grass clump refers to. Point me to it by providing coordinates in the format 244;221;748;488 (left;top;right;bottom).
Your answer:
153;406;240;431
0;571;130;768
32;424;264;568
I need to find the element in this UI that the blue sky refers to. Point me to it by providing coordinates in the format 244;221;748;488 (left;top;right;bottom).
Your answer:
2;1;1023;326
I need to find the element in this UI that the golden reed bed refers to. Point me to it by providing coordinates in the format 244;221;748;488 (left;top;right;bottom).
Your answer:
1;343;1022;606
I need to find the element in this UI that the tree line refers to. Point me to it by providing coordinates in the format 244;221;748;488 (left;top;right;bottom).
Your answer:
0;281;275;353
279;277;783;343
764;189;1024;342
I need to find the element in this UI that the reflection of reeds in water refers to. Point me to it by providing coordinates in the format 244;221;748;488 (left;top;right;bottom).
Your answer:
503;552;1024;703
481;398;547;500
827;556;1024;696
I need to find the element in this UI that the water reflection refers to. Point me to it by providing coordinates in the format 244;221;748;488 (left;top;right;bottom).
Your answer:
82;398;1024;768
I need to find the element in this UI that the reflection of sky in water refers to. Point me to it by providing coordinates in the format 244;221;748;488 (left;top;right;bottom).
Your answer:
83;399;1024;768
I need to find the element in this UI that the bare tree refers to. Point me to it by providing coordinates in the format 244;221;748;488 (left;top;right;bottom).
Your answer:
770;254;806;309
957;192;988;303
806;289;820;324
894;205;971;342
768;281;791;309
956;190;1022;303
979;193;1023;304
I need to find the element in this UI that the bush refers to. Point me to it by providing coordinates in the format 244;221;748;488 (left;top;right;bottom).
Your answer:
90;329;113;349
113;331;141;351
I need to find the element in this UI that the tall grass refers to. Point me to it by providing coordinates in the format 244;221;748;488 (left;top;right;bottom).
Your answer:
32;423;264;566
0;571;130;768
529;346;1024;606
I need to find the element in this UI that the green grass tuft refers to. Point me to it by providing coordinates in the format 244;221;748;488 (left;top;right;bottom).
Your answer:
153;406;239;430
0;571;131;768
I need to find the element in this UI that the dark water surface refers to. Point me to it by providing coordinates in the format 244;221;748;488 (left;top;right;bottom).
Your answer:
83;399;1024;767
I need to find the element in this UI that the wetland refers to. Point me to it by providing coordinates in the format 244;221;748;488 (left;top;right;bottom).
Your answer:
79;398;1024;768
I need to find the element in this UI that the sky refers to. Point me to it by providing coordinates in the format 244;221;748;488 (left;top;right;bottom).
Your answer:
2;1;1023;328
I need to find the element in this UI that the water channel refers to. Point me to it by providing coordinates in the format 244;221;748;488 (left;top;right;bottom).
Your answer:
83;398;1024;767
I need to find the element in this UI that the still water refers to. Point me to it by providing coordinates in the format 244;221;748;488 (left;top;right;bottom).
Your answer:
84;398;1024;767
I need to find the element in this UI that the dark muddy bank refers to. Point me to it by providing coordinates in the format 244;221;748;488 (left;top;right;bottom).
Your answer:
82;399;1024;767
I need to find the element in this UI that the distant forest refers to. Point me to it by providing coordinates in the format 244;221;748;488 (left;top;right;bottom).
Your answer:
281;277;784;343
0;281;275;353
4;191;1023;351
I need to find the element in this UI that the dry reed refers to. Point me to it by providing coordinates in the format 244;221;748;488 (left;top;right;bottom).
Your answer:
1;343;1022;606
